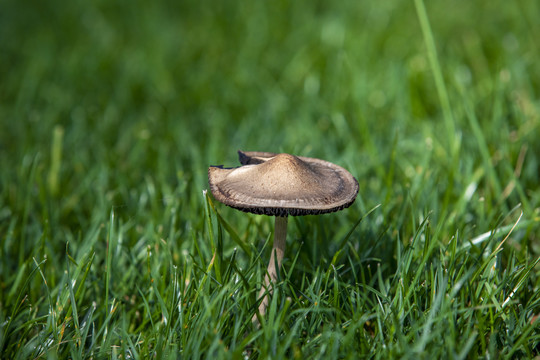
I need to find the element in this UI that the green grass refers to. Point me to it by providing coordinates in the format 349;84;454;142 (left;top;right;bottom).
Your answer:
1;0;540;358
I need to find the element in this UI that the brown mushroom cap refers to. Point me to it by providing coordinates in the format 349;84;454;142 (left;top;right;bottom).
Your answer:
208;151;359;216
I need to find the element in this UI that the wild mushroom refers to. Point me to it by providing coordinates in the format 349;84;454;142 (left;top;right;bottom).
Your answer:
208;151;358;321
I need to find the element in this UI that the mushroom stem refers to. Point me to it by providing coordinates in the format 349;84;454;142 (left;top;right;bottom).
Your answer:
255;215;288;320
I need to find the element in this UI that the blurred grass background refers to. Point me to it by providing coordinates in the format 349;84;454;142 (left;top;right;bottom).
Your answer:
2;0;538;234
1;0;540;358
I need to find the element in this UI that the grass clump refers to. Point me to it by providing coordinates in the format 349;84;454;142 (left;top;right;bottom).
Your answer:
1;0;540;358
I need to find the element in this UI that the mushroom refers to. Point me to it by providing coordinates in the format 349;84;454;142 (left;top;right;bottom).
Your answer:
208;151;358;321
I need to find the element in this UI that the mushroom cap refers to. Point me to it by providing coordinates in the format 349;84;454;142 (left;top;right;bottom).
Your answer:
208;151;359;217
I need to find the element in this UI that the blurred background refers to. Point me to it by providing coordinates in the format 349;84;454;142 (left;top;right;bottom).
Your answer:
1;0;539;263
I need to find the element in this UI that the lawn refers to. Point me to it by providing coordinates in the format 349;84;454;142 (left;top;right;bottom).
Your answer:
1;0;539;358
